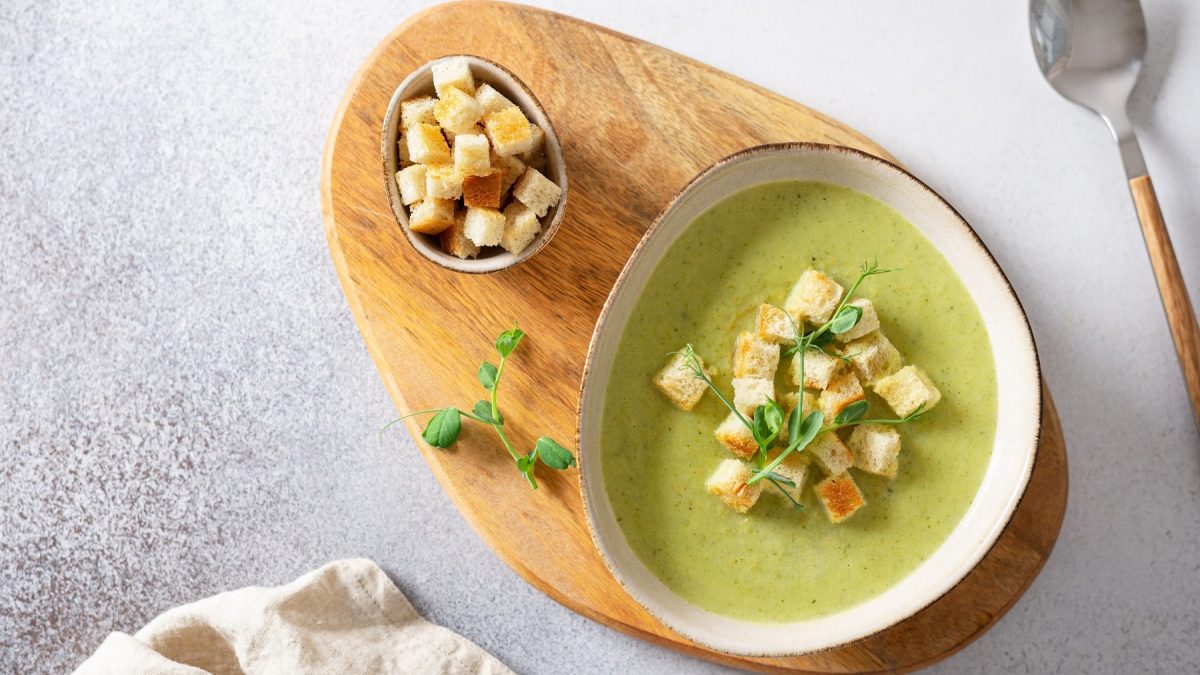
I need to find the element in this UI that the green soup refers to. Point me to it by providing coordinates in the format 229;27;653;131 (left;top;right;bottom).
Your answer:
601;181;997;622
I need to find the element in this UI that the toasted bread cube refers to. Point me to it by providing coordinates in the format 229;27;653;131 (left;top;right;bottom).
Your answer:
819;370;865;422
512;168;562;218
788;348;843;390
396;164;427;206
834;299;881;343
435;87;484;135
463;207;506;247
425;164;464;200
768;452;810;502
463;171;502;209
406;123;451;164
431;56;475;97
493;152;526;194
439;209;480;259
400;96;438;129
653;350;710;411
714;412;757;459
807;431;855;475
705;459;762;513
732;331;780;379
398;136;412;166
500;202;541;255
784;270;844;325
408;198;455;235
840;331;902;385
453;133;492;177
782;389;820;419
732;377;774;417
850;424;901;479
475;83;516;116
484;106;534;156
755;304;796;344
874;365;941;417
521;123;546;162
814;473;865;523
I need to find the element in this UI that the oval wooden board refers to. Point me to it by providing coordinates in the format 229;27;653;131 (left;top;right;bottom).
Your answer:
320;2;1069;671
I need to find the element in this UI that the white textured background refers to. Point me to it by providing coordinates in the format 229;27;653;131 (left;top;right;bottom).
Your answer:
2;1;1199;672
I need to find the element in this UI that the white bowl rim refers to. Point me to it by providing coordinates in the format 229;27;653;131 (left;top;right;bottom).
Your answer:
380;54;569;274
575;142;1043;657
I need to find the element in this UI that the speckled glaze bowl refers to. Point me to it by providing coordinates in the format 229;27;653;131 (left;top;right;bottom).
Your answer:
381;55;568;274
577;143;1042;657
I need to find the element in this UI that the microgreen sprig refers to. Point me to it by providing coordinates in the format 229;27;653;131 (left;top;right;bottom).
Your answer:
679;261;924;507
383;325;576;489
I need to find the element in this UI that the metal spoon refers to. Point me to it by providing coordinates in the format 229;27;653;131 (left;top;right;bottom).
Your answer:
1030;0;1200;423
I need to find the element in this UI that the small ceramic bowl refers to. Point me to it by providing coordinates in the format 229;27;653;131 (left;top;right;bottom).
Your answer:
381;55;568;274
577;143;1042;657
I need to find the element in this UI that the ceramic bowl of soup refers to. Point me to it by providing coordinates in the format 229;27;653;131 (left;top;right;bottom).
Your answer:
577;143;1041;657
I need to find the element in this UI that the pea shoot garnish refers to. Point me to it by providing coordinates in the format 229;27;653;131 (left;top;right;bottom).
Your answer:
677;261;927;509
383;325;576;489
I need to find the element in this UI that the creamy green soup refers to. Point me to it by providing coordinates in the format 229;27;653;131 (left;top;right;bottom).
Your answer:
601;181;997;622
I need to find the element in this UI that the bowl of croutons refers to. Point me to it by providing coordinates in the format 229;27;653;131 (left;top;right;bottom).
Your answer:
382;55;567;273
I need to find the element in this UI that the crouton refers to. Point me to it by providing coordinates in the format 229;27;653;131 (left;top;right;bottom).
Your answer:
493;152;526;194
475;83;516;116
714;412;757;459
732;377;774;417
705;459;762;513
398;136;412;166
463;207;506;247
652;350;710;411
788;348;844;390
840;331;902;385
781;389;820;419
431;56;475;97
500;202;541;255
521;123;546;164
814;473;865;523
400;96;438;129
484;106;534;156
463;171;502;209
425;164;464;200
834;299;881;343
849;424;901;479
511;168;562;218
452;133;491;177
439;209;480;260
408;198;456;235
435;87;484;135
784;270;844;325
406;123;452;165
732;331;780;379
755;304;796;344
873;365;941;417
819;370;865;422
768;452;810;502
807;431;855;475
396;164;427;206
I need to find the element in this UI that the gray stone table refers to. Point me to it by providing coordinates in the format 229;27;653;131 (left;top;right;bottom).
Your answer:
2;1;1198;672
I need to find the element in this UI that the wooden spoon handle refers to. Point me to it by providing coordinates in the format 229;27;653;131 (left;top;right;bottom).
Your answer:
1129;175;1200;422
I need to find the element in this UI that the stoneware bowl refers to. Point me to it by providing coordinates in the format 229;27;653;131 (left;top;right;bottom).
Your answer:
381;55;568;274
577;143;1042;657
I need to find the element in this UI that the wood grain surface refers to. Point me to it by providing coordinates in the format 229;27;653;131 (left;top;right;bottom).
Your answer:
1129;175;1200;424
319;2;1069;671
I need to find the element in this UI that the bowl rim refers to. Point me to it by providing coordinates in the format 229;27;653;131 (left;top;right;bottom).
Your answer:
575;141;1043;657
380;53;569;274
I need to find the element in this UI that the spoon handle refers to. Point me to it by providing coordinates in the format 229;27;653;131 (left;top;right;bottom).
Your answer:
1129;175;1200;422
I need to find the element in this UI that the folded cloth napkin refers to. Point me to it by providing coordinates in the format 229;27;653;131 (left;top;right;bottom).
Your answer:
74;558;513;675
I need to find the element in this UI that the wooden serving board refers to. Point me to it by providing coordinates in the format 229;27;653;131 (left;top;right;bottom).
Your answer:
320;2;1069;671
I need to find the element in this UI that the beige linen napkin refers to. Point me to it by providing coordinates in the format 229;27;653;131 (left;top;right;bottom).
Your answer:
74;558;514;675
